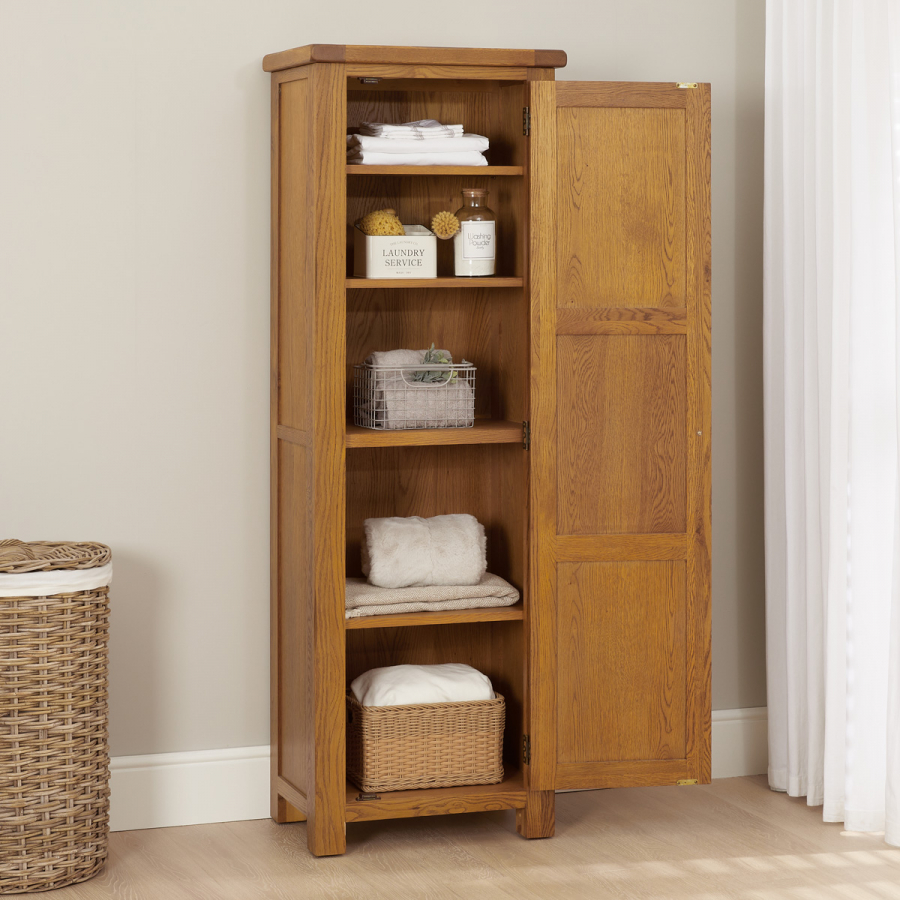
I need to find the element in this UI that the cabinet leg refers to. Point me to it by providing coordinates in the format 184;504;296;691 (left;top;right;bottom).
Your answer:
307;809;347;857
273;795;307;823
272;794;289;823
516;790;555;839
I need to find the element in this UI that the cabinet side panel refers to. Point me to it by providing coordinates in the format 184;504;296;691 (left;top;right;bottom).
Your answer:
278;441;312;797
308;61;348;858
684;85;712;782
278;78;313;431
272;73;314;818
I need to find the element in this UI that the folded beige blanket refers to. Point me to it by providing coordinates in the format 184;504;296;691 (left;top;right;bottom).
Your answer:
345;573;520;619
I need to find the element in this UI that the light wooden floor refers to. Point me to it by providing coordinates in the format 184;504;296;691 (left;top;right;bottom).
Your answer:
13;776;900;899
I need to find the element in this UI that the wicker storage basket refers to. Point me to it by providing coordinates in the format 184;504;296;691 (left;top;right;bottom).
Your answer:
346;693;505;793
0;540;111;894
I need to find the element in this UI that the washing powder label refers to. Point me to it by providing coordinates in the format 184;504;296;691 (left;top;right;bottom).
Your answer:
461;221;495;260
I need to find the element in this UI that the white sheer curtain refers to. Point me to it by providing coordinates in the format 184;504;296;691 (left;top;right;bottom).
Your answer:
765;0;900;845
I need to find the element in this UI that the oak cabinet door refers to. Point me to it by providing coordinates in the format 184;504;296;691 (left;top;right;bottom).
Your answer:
527;81;711;791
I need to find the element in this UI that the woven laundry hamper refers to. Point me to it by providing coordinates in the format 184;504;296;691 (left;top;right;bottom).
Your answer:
0;540;111;894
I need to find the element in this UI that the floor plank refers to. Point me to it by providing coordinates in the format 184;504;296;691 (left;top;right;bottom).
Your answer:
7;777;899;899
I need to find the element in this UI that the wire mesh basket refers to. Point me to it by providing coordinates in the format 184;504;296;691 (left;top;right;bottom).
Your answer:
353;362;476;430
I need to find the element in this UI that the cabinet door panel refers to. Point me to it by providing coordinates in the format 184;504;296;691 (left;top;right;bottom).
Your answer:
557;107;685;309
527;80;710;792
556;334;686;535
557;561;686;764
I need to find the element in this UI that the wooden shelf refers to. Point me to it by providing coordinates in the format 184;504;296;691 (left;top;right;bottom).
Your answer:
346;419;524;448
346;602;523;630
346;276;524;289
347;165;524;176
344;769;525;822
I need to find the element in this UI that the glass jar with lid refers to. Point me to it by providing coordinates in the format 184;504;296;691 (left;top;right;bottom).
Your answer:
453;189;496;276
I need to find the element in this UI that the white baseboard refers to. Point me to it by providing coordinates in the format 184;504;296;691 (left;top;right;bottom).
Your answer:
109;708;768;831
109;745;271;832
711;706;768;779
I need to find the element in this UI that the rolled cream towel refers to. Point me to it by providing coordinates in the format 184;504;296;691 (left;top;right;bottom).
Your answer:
364;348;448;367
350;663;494;707
362;513;486;588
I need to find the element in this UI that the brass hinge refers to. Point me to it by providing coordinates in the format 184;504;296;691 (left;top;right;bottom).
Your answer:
355;792;381;801
676;82;698;89
523;734;532;765
523;420;531;450
523;107;531;136
676;779;698;785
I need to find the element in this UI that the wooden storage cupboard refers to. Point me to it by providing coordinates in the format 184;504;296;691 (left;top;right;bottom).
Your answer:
264;44;711;857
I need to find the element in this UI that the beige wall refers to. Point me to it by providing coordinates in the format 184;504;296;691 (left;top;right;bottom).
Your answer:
0;0;766;756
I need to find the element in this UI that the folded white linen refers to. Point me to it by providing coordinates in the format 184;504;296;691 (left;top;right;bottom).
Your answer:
350;663;494;707
363;513;486;588
345;572;519;619
359;119;464;139
347;134;489;154
347;150;488;167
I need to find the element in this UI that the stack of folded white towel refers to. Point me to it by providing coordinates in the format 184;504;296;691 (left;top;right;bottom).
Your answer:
345;513;520;618
347;119;489;167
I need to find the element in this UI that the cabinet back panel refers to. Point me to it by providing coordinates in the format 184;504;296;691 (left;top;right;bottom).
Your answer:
347;176;524;278
345;444;525;587
345;620;524;766
347;85;526;166
346;288;499;420
346;288;528;423
557;561;686;763
556;334;686;535
556;107;685;308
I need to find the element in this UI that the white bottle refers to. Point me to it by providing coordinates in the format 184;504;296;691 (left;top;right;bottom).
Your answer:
453;189;496;276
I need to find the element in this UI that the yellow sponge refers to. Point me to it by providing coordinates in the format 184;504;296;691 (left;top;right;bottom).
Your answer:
356;208;405;236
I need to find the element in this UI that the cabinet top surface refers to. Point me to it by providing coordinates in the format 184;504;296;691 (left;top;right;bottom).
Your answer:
262;44;567;73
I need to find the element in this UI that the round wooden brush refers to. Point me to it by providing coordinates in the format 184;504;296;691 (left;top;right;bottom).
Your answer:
431;210;460;240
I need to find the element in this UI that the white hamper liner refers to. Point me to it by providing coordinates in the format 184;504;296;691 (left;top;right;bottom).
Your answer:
0;562;113;597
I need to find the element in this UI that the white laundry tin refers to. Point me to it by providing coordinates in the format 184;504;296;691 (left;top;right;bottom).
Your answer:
353;225;437;279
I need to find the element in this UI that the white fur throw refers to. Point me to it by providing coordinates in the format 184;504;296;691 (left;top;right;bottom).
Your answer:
362;513;486;588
